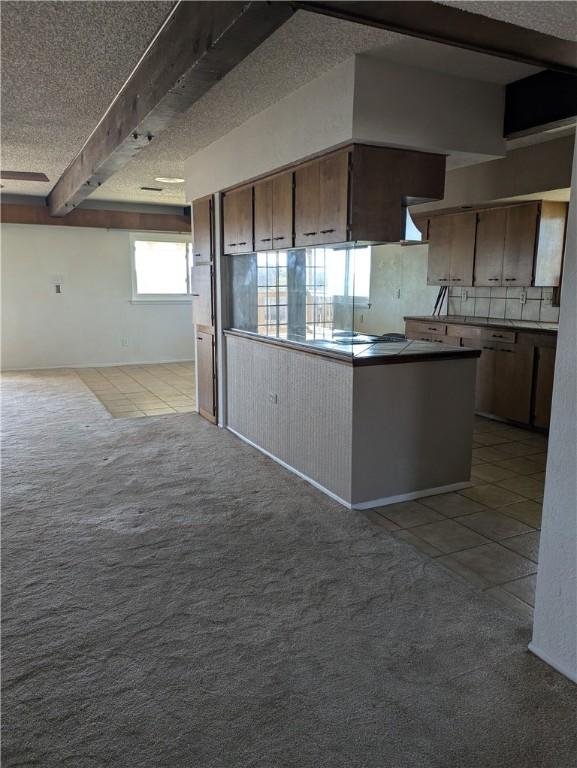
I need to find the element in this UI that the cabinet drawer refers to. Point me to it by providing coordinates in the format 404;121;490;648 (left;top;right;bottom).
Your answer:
406;320;447;336
482;329;516;344
447;324;481;340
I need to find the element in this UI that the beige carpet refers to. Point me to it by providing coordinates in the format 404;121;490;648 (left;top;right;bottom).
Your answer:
2;369;576;768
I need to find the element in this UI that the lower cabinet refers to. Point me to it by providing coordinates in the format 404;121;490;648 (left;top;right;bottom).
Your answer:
196;331;216;423
493;345;534;424
533;346;556;429
405;319;556;429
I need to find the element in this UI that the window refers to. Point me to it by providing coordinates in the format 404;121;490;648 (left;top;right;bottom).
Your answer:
257;251;288;338
130;233;192;302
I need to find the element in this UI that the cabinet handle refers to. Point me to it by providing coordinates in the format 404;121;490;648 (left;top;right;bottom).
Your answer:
439;278;449;282
488;278;500;282
192;293;200;297
196;337;203;341
194;252;202;258
320;229;335;234
273;236;286;241
228;243;237;247
238;242;247;246
452;278;462;282
491;334;504;339
260;238;272;242
504;278;517;282
428;327;439;331
303;231;317;236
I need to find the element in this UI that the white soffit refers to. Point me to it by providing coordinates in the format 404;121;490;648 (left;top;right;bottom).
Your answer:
184;54;507;202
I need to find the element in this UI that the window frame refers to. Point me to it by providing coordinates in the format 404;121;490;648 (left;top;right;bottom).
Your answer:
129;232;193;304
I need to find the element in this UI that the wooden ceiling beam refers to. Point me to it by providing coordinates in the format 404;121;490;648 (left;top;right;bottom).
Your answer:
296;1;577;75
47;1;294;217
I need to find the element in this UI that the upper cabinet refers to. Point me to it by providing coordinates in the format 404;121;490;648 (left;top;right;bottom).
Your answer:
192;196;213;265
427;212;476;286
428;201;568;288
254;172;294;251
219;144;446;255
223;186;253;255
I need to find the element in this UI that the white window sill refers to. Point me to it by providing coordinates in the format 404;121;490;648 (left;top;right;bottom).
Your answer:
130;298;192;305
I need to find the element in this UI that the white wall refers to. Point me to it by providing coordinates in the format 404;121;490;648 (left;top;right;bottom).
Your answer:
184;55;507;201
356;244;442;335
530;138;577;683
1;224;194;370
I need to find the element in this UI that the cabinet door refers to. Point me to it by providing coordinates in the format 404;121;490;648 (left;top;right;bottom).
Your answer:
235;187;253;254
427;216;452;285
191;263;213;328
294;161;320;246
448;211;477;285
494;345;534;424
502;204;538;287
318;151;349;244
254;179;273;251
534;201;567;287
196;331;216;423
222;192;238;255
272;172;293;248
192;196;212;265
533;346;556;429
475;345;497;415
474;208;506;286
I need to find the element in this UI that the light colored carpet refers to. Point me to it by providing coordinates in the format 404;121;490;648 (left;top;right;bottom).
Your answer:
2;369;576;768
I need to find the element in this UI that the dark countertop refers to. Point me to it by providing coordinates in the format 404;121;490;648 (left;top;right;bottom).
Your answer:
224;329;480;366
405;315;559;334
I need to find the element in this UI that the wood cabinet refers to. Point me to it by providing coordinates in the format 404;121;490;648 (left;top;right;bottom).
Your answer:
223;187;253;255
493;344;534;424
192;196;213;265
427;212;476;286
502;203;538;287
294;150;349;247
196;330;216;423
406;318;557;429
254;172;293;251
533;346;556;429
191;263;213;329
474;208;507;286
432;201;567;289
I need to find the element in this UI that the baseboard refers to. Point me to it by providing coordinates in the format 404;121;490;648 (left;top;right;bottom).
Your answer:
1;358;195;372
226;427;472;513
528;642;577;684
351;482;472;510
226;427;352;508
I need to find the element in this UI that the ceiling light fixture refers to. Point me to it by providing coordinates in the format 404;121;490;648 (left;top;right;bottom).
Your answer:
154;176;185;184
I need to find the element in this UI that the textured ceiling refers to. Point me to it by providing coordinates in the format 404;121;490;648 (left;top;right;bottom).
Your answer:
1;1;575;207
440;1;577;41
0;0;174;197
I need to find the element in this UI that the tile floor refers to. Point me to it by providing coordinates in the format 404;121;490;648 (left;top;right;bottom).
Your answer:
75;362;196;418
364;415;547;619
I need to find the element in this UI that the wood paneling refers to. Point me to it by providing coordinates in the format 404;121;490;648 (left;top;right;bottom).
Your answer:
474;208;506;286
254;179;273;250
272;172;293;247
192;196;212;264
533;346;556;429
318;151;349;244
294;161;320;246
196;330;216;423
427;216;452;284
502;203;538;286
0;203;190;232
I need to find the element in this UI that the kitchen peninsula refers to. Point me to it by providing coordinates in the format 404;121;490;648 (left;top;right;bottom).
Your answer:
225;330;480;509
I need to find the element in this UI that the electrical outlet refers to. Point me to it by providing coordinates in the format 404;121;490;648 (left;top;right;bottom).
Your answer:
268;393;278;404
520;291;527;305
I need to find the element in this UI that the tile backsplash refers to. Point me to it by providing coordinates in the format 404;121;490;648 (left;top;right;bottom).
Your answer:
448;286;560;324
